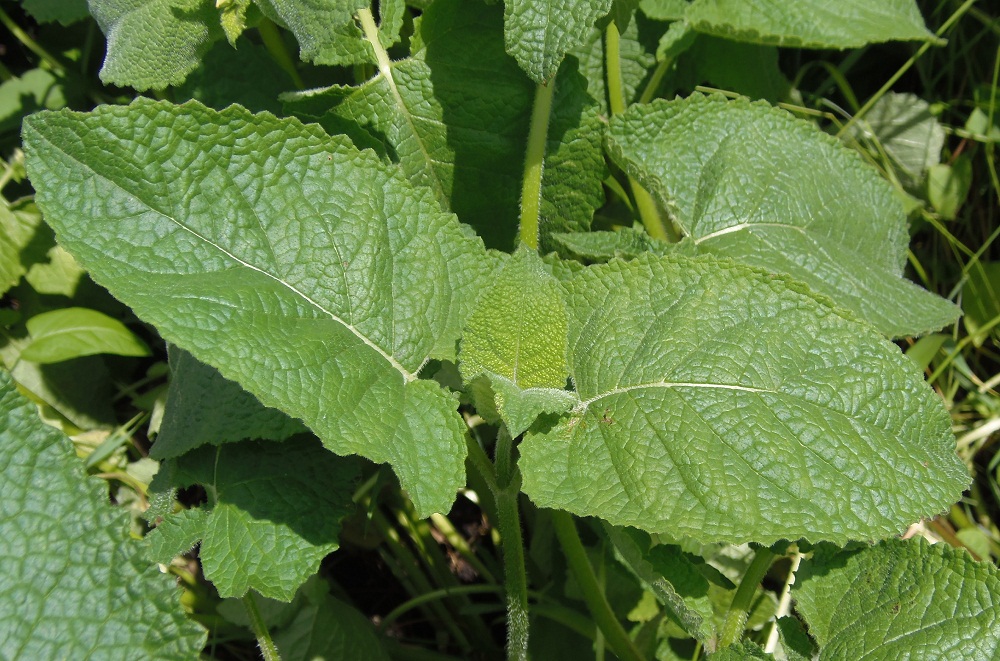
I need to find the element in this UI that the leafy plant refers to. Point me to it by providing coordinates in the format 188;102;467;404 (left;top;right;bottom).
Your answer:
4;0;999;659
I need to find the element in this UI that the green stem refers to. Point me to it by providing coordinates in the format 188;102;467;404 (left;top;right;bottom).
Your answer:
719;547;776;648
257;17;304;89
0;5;65;74
519;80;556;250
243;591;282;661
605;21;676;242
836;0;977;139
551;511;645;661
637;59;670;105
494;427;529;661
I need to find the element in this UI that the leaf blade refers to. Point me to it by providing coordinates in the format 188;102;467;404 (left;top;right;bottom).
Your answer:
520;254;968;544
23;99;490;516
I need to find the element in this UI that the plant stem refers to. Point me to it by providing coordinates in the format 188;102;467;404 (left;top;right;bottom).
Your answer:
257;17;304;89
492;426;530;660
0;5;65;74
243;591;282;661
836;0;977;139
550;511;646;661
605;21;676;243
519;80;556;250
763;549;802;654
718;547;776;648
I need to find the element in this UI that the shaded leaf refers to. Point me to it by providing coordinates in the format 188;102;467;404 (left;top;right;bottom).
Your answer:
927;156;973;221
606;94;960;337
0;369;206;658
255;0;404;66
795;539;1000;660
520;253;968;544
851;92;944;183
286;0;604;249
20;307;151;363
24;99;492;516
20;0;90;24
0;198;43;296
152;438;358;601
153;346;306;459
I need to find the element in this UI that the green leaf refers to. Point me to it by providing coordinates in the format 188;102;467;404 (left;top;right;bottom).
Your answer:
152;347;306;459
146;507;210;563
89;0;223;91
707;641;772;659
639;0;688;21
255;0;404;66
684;0;936;49
549;228;666;262
19;307;151;363
176;38;292;114
570;13;658;113
851;92;944;182
285;0;604;249
23;99;492;517
0;69;70;135
503;0;615;83
460;247;574;434
962;261;1000;347
20;0;90;24
606;94;960;338
795;539;1000;660
152;438;358;601
927;156;973;221
604;524;712;640
670;36;790;102
520;253;968;544
776;616;816;661
0;369;206;658
0;198;43;296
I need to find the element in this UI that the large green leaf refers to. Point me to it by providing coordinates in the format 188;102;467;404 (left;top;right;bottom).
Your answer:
794;539;1000;660
0;369;206;658
504;0;615;83
460;247;575;435
285;0;604;249
23;99;492;516
684;0;936;49
148;438;358;600
606;94;960;338
89;0;223;91
520;253;968;544
152;346;306;459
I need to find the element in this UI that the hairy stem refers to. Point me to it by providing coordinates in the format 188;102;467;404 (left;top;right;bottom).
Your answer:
519;81;556;250
605;21;677;242
719;547;776;648
243;591;282;661
551;511;646;661
493;426;530;660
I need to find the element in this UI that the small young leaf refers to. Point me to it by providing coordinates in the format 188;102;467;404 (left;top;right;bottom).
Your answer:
927;156;973;221
520;253;968;544
24;99;492;517
606;94;960;337
20;307;151;363
0;370;206;658
794;538;1000;660
684;0;936;49
152;347;307;460
460;247;574;434
154;438;359;601
503;0;615;83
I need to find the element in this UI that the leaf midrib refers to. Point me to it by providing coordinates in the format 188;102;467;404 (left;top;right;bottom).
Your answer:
32;127;416;383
